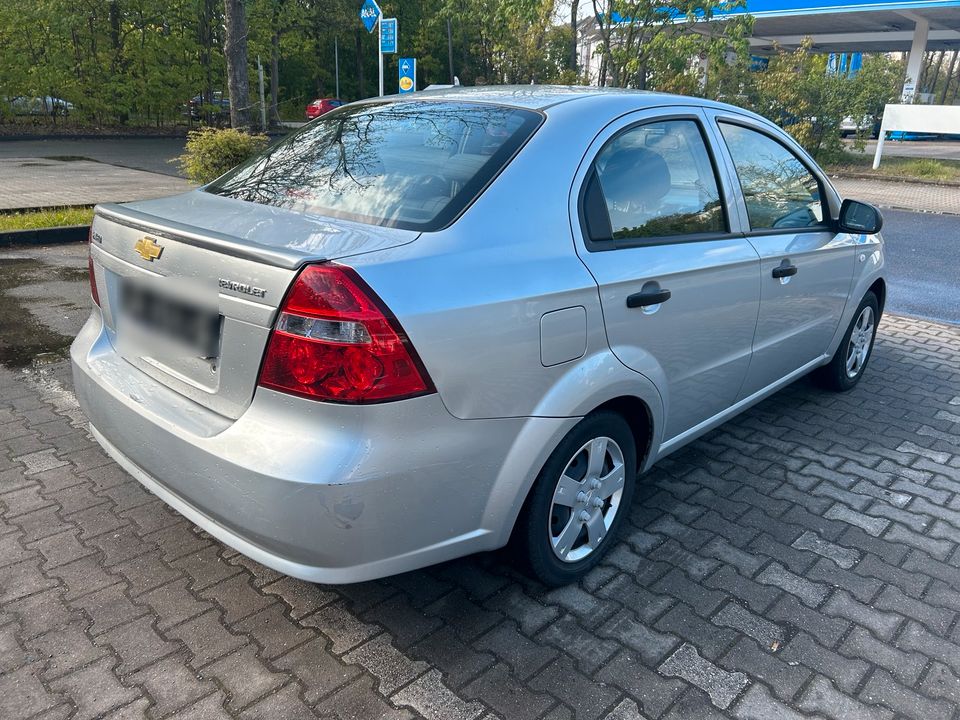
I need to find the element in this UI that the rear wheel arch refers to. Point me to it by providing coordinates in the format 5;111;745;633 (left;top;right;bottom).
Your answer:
511;407;641;584
590;395;655;471
493;370;663;550
505;394;654;547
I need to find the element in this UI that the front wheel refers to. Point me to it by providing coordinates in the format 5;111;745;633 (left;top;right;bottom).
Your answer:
516;411;637;586
815;291;879;391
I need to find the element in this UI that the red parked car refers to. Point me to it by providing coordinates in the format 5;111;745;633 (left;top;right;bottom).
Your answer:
305;98;343;120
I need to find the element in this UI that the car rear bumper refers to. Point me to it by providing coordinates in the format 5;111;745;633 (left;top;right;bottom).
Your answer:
71;311;572;583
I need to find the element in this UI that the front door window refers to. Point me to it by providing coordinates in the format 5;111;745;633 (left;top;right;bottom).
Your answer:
718;122;825;231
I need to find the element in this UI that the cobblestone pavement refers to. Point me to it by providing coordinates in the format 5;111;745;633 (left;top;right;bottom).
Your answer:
2;313;960;720
831;176;960;216
0;158;190;210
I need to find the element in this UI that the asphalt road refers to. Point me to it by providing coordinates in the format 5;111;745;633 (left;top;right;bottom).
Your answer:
0;138;187;176
881;209;960;324
844;138;960;161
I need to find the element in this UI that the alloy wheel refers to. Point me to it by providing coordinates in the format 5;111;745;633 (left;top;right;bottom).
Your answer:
845;305;874;379
548;436;625;562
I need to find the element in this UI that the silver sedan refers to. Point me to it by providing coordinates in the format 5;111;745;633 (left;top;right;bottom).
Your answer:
72;86;885;586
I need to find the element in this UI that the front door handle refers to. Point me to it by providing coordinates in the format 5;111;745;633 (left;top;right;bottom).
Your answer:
626;288;672;308
772;264;798;279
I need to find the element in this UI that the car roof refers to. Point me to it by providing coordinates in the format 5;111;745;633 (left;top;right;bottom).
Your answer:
409;85;627;109
364;84;768;123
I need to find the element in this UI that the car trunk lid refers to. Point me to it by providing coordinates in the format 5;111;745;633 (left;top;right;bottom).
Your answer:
89;192;419;420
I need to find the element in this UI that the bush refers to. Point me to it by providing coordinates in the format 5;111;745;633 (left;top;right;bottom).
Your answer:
175;127;269;185
750;43;902;163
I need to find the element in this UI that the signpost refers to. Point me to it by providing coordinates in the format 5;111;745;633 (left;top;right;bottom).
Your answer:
398;57;416;94
359;0;379;31
872;104;960;168
358;0;384;96
380;18;397;55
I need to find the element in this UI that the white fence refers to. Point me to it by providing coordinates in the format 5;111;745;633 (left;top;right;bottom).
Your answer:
873;104;960;169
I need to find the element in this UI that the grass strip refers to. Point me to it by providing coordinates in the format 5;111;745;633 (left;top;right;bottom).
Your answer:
0;206;94;232
826;151;960;183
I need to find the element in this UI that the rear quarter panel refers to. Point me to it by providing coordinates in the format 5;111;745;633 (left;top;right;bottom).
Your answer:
345;98;665;436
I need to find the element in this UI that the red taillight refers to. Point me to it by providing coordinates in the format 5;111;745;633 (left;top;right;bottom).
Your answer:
88;231;100;307
258;263;434;403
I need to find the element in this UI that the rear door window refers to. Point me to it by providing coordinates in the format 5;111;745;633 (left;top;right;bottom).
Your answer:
206;101;542;231
584;119;727;245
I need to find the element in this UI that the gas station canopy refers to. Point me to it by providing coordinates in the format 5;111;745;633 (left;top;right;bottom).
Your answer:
579;0;960;98
721;0;960;53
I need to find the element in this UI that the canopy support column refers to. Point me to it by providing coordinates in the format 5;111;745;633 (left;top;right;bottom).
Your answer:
902;18;929;101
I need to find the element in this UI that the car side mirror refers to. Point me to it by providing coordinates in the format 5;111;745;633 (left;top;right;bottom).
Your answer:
838;199;883;234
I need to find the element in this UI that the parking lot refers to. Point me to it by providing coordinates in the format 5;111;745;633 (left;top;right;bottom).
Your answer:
2;238;960;720
0;138;191;211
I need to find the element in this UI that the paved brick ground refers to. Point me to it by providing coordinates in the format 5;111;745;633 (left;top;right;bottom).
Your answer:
2;314;960;720
830;176;960;215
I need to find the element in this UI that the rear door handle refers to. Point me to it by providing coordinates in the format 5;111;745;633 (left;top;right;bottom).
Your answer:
626;288;671;308
772;264;798;279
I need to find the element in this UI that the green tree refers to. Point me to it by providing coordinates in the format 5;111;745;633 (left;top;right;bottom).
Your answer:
0;0;903;145
752;42;902;161
224;0;252;128
848;53;905;142
589;0;749;89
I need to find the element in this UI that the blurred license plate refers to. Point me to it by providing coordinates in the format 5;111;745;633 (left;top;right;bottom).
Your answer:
118;279;221;359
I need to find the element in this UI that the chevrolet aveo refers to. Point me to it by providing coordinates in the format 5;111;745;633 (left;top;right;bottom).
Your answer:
73;87;885;586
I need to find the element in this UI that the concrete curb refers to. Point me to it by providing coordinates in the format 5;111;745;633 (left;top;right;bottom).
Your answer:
0;225;89;247
870;204;960;217
829;171;960;188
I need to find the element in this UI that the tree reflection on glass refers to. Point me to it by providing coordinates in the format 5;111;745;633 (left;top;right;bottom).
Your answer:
595;120;727;241
206;101;542;231
718;123;824;230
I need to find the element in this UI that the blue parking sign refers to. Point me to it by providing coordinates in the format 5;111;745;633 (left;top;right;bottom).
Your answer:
380;18;397;54
398;58;416;94
359;0;380;33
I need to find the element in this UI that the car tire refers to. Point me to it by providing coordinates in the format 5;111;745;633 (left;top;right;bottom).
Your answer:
515;411;637;586
815;291;880;392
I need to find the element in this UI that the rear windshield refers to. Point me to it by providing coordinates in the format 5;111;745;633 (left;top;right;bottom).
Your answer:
206;100;542;231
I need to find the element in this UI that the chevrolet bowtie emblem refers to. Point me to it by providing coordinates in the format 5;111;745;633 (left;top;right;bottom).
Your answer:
134;236;163;262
